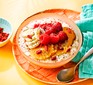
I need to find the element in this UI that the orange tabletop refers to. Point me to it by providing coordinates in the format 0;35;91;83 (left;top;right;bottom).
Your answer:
0;0;93;85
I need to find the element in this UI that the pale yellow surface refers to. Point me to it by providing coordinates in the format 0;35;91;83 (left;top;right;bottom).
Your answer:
0;0;93;85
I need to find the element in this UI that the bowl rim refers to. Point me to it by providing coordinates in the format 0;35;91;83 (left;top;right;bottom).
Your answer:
0;17;13;44
15;12;82;68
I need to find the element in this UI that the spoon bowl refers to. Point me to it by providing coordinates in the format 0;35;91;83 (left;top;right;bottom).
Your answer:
57;67;75;82
57;47;93;82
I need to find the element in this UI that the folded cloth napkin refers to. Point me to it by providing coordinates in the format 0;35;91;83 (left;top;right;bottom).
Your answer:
72;4;93;78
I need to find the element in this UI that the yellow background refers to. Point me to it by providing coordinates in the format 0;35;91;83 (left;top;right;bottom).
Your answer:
0;0;93;85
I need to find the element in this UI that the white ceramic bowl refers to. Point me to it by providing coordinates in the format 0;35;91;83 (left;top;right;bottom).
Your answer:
0;18;12;47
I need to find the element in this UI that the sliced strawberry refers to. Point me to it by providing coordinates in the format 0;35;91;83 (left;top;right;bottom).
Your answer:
39;34;50;45
50;33;59;44
58;31;68;42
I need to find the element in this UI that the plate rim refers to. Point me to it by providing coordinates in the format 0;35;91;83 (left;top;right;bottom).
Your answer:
12;8;88;84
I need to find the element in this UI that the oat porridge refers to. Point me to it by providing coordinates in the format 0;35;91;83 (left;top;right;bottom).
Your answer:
18;17;79;63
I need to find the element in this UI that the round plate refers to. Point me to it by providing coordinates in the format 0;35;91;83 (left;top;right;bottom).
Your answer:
12;9;87;84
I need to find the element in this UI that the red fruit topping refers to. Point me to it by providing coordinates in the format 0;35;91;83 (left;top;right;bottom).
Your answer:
0;33;2;37
51;56;57;60
1;37;7;41
58;46;64;50
50;33;59;44
58;31;68;42
44;45;48;51
36;50;42;54
0;27;3;33
38;22;68;45
40;24;46;30
2;33;9;37
34;24;39;28
66;47;71;52
51;22;62;33
0;27;9;42
47;23;53;27
67;28;72;33
45;29;53;35
39;34;50;45
27;35;32;39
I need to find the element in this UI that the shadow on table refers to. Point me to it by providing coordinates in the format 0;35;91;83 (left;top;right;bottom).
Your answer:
0;41;14;72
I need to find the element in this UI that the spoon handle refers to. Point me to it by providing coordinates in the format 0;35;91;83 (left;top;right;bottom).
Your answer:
75;47;93;68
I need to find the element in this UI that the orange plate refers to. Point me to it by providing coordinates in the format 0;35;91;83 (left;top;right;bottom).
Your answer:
12;9;87;84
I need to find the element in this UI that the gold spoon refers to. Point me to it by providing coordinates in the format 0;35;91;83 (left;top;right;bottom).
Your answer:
57;47;93;82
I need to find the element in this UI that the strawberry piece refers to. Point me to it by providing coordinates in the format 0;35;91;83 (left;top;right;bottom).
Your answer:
50;33;59;44
39;34;50;45
58;31;68;42
51;22;62;33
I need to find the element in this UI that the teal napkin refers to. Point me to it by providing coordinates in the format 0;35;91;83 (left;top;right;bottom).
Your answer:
72;4;93;78
72;32;88;62
82;32;93;75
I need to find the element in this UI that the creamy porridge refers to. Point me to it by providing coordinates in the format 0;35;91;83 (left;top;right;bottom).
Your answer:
18;18;79;63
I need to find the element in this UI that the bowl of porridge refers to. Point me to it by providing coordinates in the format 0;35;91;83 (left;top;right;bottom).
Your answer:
15;13;82;68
